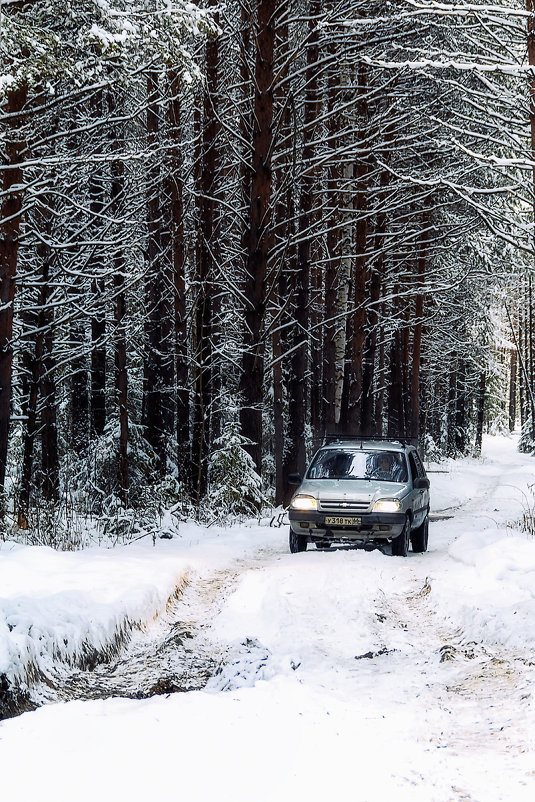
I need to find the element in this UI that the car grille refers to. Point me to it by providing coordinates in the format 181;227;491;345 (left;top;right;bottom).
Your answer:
319;499;371;513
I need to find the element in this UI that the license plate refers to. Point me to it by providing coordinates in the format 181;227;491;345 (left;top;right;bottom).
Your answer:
325;516;361;527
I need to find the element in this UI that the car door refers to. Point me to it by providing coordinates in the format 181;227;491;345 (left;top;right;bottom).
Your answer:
408;450;428;527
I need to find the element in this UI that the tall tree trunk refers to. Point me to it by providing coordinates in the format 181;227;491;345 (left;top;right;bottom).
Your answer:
18;301;42;528
387;286;405;438
89;119;107;439
402;306;411;437
143;73;168;474
387;324;404;439
272;13;293;506
475;371;486;455
410;217;429;443
309;257;323;438
39;259;59;502
347;64;369;435
361;265;381;435
110;147;128;504
509;348;518;432
375;314;386;435
239;0;277;474
526;1;535;439
447;357;457;456
192;5;221;501
90;301;106;439
0;83;27;501
284;0;321;486
323;42;342;436
454;360;468;454
167;71;191;489
333;161;353;429
361;124;394;435
71;321;89;451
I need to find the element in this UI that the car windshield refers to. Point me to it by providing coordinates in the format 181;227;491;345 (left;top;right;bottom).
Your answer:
307;449;408;483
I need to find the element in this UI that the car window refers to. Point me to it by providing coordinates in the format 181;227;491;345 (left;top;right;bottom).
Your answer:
413;451;426;478
408;452;419;482
307;449;408;483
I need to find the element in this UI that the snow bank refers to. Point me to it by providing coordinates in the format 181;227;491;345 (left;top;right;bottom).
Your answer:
0;518;285;699
425;434;535;652
433;528;535;649
0;540;191;688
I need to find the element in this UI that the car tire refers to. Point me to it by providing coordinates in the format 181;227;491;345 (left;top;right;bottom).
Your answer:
411;515;429;553
391;517;410;557
289;530;307;553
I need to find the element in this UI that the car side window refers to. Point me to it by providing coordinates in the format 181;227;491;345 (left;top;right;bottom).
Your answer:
412;451;426;478
408;452;419;483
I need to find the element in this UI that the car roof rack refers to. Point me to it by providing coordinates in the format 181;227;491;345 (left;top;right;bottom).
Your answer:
323;434;418;447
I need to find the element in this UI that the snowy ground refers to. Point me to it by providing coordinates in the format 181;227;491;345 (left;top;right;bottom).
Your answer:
2;435;535;801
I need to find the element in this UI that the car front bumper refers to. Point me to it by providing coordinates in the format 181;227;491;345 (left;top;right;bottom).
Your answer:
288;509;406;541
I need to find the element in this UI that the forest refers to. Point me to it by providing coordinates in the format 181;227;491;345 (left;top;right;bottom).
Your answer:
1;0;535;545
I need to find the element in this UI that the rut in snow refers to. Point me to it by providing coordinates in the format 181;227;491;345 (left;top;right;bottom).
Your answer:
370;566;535;757
27;556;273;711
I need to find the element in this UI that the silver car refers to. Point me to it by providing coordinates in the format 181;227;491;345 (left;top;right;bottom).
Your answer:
288;439;430;556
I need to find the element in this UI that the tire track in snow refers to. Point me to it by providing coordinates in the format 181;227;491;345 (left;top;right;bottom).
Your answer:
371;565;535;770
36;551;276;706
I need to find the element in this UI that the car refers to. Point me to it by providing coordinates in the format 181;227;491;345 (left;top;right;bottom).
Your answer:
287;438;430;556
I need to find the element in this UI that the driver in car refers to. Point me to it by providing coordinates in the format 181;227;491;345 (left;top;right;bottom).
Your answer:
371;453;398;481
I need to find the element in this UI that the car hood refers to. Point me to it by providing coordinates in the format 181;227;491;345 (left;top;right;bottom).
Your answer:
296;478;409;504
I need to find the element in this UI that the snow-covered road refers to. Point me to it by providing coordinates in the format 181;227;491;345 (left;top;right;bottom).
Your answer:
1;435;535;801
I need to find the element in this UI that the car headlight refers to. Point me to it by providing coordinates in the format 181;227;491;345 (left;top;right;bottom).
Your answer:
373;499;402;513
291;495;318;511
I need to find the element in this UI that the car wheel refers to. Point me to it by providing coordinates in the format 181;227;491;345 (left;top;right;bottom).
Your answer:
289;530;307;553
391;517;410;557
411;515;429;553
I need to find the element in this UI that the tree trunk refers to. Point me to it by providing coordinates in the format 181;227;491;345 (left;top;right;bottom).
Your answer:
192;5;221;501
361;265;381;435
526;0;535;440
284;0;321;484
347;64;369;435
18;303;42;528
447;358;457;456
89;124;107;439
143;73;170;475
475;371;486;455
454;360;468;454
410;217;429;443
71;321;89;451
375;315;386;434
272;14;294;506
0;83;27;499
239;0;277;474
39;259;59;502
509;348;518;432
333;162;353;429
167;71;191;489
110;150;128;504
387;324;405;439
323;41;342;436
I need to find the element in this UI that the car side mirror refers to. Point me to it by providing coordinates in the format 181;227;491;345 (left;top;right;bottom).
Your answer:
413;477;430;490
287;473;302;486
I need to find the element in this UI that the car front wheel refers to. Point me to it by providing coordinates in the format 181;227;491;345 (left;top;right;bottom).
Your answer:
411;515;429;553
289;530;308;553
391;517;410;557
